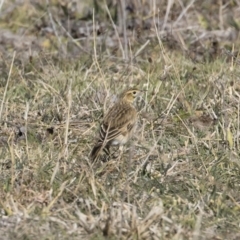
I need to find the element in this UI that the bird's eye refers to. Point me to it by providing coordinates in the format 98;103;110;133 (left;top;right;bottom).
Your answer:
133;91;136;95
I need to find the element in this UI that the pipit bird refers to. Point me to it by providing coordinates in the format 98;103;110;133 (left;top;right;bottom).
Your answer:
90;88;141;161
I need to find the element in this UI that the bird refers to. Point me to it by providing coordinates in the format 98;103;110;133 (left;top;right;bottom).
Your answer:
90;88;141;162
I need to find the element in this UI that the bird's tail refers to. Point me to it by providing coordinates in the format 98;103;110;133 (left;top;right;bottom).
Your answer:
90;143;103;161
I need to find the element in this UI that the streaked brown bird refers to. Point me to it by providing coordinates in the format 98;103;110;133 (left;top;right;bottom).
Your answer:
90;88;141;161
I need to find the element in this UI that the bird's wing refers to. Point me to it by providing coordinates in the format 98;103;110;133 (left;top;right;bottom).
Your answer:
99;104;137;143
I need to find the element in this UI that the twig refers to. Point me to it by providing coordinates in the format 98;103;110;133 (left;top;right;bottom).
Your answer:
162;0;174;30
105;2;125;59
120;0;128;60
0;51;15;122
56;18;90;54
173;0;195;27
45;0;65;54
0;0;5;12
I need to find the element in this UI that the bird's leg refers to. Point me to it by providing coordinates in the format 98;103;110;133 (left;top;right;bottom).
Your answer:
117;145;124;160
103;144;111;161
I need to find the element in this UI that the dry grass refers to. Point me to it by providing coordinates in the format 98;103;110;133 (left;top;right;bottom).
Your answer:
1;0;240;239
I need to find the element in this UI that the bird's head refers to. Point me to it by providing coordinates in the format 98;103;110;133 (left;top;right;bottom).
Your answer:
121;88;141;103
